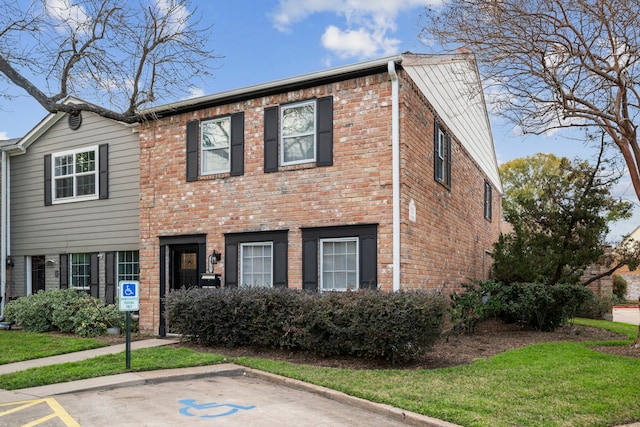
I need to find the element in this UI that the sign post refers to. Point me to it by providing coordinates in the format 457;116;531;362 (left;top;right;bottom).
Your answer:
118;281;140;369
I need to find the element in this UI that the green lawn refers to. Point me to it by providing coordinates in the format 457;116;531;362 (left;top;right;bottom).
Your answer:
0;319;638;427
0;331;108;364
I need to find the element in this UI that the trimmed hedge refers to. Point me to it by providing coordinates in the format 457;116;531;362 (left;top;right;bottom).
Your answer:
165;287;446;363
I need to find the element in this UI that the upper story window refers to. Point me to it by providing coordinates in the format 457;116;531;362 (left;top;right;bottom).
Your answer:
44;144;108;206
484;180;493;221
201;117;231;174
281;100;316;166
185;113;244;181
264;96;333;172
434;120;451;189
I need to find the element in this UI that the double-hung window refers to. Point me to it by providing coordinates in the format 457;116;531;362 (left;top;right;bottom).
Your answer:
320;238;358;292
201;117;231;174
434;120;451;188
53;146;98;202
240;242;273;287
70;253;91;290
281;100;317;165
484;180;492;221
118;251;140;282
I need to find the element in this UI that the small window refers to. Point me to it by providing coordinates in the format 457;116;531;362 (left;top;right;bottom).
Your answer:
201;117;231;174
281;100;316;165
118;251;139;282
240;242;273;287
434;121;451;188
52;146;98;203
320;238;358;292
71;253;90;290
484;180;492;221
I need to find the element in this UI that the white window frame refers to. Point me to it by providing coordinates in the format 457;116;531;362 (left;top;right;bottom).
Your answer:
118;251;140;282
52;145;99;204
70;253;90;290
436;128;445;182
280;100;316;166
484;180;492;221
201;116;231;175
240;242;273;288
320;237;359;292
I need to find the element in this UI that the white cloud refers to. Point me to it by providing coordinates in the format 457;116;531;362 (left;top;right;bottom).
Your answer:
44;0;92;33
270;0;436;59
0;132;8;140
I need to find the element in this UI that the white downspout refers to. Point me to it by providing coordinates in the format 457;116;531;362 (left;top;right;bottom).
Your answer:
388;61;401;292
1;150;7;317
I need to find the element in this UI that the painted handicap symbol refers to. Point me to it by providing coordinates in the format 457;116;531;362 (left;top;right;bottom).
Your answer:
178;399;256;419
123;284;135;296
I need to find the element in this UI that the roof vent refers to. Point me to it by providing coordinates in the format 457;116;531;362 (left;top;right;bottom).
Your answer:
68;112;82;130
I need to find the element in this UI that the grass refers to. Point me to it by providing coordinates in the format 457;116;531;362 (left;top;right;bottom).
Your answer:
0;331;108;364
0;318;638;426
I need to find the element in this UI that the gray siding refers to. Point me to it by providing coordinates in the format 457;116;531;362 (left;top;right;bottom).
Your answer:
9;112;139;255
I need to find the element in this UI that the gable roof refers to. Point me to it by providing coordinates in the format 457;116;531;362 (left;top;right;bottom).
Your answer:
145;52;502;191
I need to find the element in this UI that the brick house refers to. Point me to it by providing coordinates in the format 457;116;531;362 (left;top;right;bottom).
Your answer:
0;99;140;318
138;53;503;335
615;226;640;300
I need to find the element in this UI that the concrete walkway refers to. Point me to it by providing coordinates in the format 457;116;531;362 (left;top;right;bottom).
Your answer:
612;306;640;326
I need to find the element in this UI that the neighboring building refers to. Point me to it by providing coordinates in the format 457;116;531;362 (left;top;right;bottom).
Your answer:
0;137;20;315
138;53;504;335
0;99;140;316
615;226;640;300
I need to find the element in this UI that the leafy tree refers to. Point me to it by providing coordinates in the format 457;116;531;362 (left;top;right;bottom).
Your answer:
421;0;640;202
0;0;215;123
493;152;633;286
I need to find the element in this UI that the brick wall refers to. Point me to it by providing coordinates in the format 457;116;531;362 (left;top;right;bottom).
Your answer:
138;70;501;333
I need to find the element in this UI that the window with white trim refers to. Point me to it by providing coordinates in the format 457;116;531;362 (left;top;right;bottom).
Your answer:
53;146;98;202
240;242;273;287
484;180;492;221
320;237;358;292
281;100;316;165
201;117;231;174
118;251;139;282
71;253;90;290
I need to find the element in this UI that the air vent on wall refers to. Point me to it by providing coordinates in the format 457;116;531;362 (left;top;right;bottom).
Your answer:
68;111;82;130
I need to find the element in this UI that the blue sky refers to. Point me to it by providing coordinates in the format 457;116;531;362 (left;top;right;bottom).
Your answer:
1;0;637;240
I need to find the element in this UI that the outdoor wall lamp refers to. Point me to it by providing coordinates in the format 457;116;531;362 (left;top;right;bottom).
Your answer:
6;256;13;267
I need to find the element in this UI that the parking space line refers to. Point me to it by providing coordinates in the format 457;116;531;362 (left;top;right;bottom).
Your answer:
0;397;80;427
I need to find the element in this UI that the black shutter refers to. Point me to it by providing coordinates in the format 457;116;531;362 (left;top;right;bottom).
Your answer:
44;154;52;206
264;106;279;173
230;112;245;176
360;235;377;289
198;242;206;286
302;237;318;291
273;239;288;288
316;96;333;167
224;241;238;288
99;144;109;199
105;252;116;304
90;253;99;297
446;133;452;188
59;254;69;289
186;120;199;182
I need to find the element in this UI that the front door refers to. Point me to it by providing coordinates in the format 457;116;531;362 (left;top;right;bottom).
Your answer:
158;235;206;336
32;256;46;293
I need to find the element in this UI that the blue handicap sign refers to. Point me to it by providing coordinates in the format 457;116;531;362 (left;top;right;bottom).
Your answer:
178;399;256;419
122;283;136;297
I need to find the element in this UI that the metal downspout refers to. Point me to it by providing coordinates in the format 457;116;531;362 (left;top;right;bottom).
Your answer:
1;151;7;317
388;61;401;292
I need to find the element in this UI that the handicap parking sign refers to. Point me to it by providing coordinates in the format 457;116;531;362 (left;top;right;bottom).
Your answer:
118;281;140;311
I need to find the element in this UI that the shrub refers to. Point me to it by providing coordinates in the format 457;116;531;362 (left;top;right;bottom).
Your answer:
497;283;593;331
576;293;614;320
4;289;124;337
612;275;628;302
448;280;503;334
166;287;446;363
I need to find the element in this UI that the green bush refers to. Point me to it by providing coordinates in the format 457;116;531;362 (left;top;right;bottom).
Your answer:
4;289;124;337
612;275;628;302
576;293;614;319
448;280;503;334
166;287;446;363
497;283;593;331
